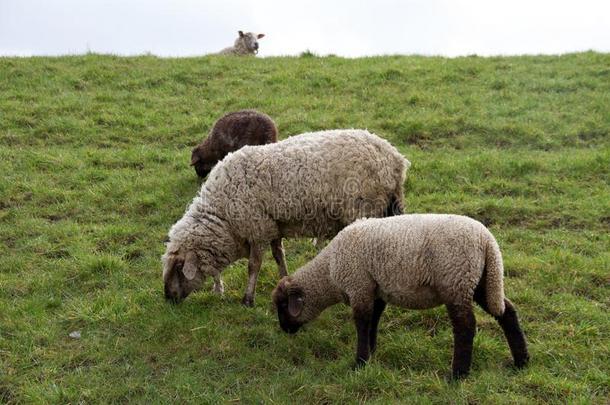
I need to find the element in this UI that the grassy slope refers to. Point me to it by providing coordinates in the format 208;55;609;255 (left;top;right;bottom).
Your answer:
0;52;609;403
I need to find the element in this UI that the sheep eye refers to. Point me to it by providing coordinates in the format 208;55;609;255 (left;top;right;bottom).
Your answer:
173;260;184;272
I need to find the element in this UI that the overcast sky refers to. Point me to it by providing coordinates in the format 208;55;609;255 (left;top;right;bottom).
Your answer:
1;0;609;57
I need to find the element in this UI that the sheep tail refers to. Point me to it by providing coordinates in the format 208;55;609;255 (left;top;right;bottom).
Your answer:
483;235;506;317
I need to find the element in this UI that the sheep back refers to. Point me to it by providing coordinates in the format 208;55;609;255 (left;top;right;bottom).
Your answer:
198;129;409;242
328;214;505;312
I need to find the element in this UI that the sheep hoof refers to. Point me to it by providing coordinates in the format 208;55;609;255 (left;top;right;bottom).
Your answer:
352;358;367;370
514;354;530;369
448;370;469;381
212;280;225;295
241;296;255;307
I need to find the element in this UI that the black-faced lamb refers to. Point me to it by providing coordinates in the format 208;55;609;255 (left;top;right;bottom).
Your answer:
218;31;265;55
191;110;278;178
163;129;409;307
272;214;529;379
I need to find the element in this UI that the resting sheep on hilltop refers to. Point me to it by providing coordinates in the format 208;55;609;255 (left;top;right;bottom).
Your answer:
163;129;410;307
273;214;529;379
218;31;265;56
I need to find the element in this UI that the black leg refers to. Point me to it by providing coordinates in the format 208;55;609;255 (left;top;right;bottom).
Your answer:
474;286;529;369
446;304;476;380
353;304;374;368
496;299;529;368
383;194;403;217
369;299;386;354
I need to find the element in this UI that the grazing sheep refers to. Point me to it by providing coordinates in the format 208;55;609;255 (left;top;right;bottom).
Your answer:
163;129;409;307
218;31;265;55
272;214;529;379
191;110;278;178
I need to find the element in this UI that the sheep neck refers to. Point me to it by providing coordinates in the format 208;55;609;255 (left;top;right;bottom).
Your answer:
187;211;244;271
293;250;344;322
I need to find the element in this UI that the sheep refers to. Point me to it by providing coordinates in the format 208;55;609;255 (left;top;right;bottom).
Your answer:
218;31;265;56
191;110;278;178
163;129;410;307
272;214;529;379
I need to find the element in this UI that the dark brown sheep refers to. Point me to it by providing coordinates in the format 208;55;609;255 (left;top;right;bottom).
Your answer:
191;110;278;178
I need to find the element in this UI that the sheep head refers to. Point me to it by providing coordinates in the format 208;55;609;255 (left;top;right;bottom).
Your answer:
237;31;265;54
272;277;306;334
162;248;206;303
190;144;218;178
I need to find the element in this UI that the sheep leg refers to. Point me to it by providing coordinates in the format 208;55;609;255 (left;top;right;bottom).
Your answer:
492;299;529;369
369;299;386;354
496;299;529;368
242;243;263;307
212;274;224;295
352;301;374;368
446;303;476;379
474;285;529;368
270;238;288;278
383;193;403;217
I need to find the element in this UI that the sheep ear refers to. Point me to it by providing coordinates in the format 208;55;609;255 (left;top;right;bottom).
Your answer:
257;33;265;39
288;293;304;318
182;251;198;281
190;154;200;166
238;30;244;37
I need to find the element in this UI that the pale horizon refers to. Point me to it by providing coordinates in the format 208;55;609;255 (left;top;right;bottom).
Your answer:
1;0;609;58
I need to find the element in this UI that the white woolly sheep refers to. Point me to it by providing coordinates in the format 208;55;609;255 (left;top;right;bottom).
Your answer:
163;129;410;307
272;214;529;379
218;31;265;56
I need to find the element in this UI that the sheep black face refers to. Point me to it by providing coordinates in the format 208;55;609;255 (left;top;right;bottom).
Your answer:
190;146;217;178
162;250;204;303
272;278;305;334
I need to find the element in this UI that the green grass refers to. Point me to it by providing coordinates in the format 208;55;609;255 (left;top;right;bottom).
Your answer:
1;52;609;403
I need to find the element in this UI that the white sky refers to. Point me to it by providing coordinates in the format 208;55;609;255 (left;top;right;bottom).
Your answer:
1;0;609;57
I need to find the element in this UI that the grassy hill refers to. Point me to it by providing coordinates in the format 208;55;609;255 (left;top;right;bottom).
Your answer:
0;52;608;403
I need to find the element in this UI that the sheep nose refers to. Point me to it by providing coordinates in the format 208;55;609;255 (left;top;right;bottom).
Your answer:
280;322;300;334
164;286;182;304
165;294;182;304
195;167;210;178
254;43;259;49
